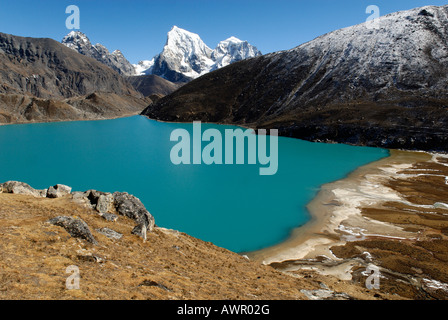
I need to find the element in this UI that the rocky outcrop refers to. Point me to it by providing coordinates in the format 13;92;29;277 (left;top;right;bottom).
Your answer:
48;216;98;245
142;5;448;152
72;190;156;241
1;181;155;242
0;181;47;197
47;184;72;198
112;192;155;240
96;227;123;240
71;188;155;241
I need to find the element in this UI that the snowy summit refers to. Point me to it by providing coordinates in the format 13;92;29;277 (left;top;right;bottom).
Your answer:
134;26;262;82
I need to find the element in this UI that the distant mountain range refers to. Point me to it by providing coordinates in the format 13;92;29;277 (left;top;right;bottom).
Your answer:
62;26;262;83
142;5;448;152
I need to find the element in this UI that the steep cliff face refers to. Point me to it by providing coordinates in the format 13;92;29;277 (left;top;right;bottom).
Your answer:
0;32;146;124
142;5;448;152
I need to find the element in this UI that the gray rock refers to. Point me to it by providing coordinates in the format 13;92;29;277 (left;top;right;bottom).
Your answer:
99;212;119;222
81;190;112;212
47;184;72;198
96;227;123;240
71;191;96;210
138;279;171;291
96;193;114;213
48;216;97;245
0;181;46;197
131;223;147;240
113;192;155;240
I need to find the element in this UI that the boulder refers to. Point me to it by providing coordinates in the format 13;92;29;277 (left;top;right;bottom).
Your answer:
96;193;114;213
48;216;97;245
0;181;47;197
99;212;118;222
47;184;72;198
113;192;155;240
96;227;123;240
77;190;115;213
71;191;94;208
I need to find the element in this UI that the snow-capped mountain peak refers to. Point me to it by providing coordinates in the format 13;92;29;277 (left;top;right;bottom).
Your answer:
134;26;262;82
211;36;262;71
61;32;135;76
62;31;92;53
158;26;215;80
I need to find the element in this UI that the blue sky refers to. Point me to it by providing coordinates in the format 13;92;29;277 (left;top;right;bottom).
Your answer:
0;0;446;64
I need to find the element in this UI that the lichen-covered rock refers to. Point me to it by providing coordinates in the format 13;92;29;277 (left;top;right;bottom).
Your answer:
78;190;115;213
113;192;155;240
96;193;114;213
48;216;97;245
71;191;94;209
131;223;147;240
96;227;123;240
0;181;47;197
99;212;119;222
47;184;72;198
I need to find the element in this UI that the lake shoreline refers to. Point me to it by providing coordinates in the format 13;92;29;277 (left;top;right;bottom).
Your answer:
247;149;433;265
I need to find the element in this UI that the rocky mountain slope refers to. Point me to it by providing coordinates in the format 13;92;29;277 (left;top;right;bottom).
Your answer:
62;31;136;76
142;5;448;152
61;31;182;99
135;26;262;83
0;32;148;124
126;74;182;98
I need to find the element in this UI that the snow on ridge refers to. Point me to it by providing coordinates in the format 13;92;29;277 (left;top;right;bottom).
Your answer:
134;26;262;80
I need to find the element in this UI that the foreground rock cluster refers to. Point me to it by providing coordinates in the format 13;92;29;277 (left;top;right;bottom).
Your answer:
0;181;326;300
0;181;155;243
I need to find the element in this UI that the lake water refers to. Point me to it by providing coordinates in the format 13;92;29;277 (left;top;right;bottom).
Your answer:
0;116;389;253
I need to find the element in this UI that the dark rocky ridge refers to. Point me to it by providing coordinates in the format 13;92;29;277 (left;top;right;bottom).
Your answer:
126;74;182;97
0;32;147;124
142;5;448;152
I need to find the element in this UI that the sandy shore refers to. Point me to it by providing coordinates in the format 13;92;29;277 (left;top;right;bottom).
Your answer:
248;149;432;264
248;147;448;299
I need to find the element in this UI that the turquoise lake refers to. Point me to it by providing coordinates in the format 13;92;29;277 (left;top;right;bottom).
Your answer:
0;116;389;253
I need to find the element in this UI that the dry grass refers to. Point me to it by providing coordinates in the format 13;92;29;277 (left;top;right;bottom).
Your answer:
0;193;320;300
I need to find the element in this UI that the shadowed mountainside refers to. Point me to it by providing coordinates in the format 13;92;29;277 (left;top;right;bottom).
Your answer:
126;75;182;98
